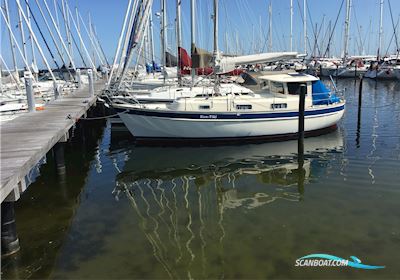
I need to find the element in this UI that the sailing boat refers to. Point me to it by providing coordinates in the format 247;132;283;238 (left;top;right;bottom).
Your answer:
111;0;299;103
113;71;344;142
364;57;400;80
363;0;400;80
112;0;345;143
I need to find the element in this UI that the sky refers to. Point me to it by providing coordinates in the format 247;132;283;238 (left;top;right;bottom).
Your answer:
1;0;400;70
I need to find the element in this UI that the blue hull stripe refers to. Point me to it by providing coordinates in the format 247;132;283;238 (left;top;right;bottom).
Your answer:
116;104;345;120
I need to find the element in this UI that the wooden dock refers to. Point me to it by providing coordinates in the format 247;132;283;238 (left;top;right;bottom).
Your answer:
0;80;105;203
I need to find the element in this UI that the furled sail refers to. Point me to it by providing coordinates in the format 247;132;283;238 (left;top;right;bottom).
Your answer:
219;52;298;73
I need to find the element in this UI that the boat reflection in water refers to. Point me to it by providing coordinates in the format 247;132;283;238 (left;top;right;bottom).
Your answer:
114;131;343;279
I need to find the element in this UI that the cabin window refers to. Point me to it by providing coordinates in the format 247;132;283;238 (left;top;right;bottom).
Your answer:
287;82;307;95
270;82;285;94
199;105;210;110
271;103;287;109
194;94;212;98
236;104;252;110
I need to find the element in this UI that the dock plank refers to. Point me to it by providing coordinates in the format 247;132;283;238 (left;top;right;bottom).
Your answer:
0;80;105;202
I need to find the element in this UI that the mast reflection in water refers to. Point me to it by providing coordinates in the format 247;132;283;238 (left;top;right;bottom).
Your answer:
114;131;343;279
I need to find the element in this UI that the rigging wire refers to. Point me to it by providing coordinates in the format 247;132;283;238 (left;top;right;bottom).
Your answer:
387;0;399;53
56;0;88;67
384;17;399;56
24;0;61;70
322;0;345;58
353;4;364;54
296;0;311;54
27;0;75;80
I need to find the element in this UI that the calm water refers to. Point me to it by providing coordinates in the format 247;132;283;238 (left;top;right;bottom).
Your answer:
2;79;400;279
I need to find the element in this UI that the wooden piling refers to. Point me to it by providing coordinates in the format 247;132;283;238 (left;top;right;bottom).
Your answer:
1;201;20;257
356;78;363;147
297;84;306;196
298;84;306;157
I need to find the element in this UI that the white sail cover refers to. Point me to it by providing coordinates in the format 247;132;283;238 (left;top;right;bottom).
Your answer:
219;52;298;73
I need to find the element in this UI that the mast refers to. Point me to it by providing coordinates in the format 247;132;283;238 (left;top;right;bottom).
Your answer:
53;0;62;60
290;0;293;51
213;0;219;66
0;59;2;93
78;12;104;66
313;23;317;57
144;26;148;67
116;0;139;78
303;0;307;54
149;12;155;73
252;24;254;53
15;0;57;82
89;13;96;66
118;0;153;87
17;1;28;64
53;0;59;27
65;2;97;72
190;0;196;84
91;24;109;67
343;0;352;60
133;24;148;75
34;0;74;71
42;0;76;71
161;0;167;82
176;0;182;85
327;20;332;57
107;0;133;87
4;0;18;72
62;0;73;65
268;1;272;52
213;0;220;93
26;0;37;72
378;0;384;58
0;9;33;78
224;32;228;54
259;15;262;53
235;30;239;55
76;7;82;54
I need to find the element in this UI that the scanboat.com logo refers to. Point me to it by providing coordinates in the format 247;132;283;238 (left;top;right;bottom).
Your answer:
295;254;385;270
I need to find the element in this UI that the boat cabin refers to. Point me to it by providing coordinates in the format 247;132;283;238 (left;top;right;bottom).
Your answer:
258;72;318;97
258;72;341;107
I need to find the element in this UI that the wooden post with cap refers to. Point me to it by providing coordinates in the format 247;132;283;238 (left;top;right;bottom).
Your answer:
297;84;307;196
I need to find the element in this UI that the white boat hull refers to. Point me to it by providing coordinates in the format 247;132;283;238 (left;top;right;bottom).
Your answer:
117;104;345;141
320;67;367;78
364;69;397;79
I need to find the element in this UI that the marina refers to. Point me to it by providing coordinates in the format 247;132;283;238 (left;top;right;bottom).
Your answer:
0;77;104;203
1;0;400;279
1;78;399;279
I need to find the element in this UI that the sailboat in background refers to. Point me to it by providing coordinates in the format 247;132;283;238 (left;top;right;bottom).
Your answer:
109;0;301;102
361;0;399;80
1;0;109;120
